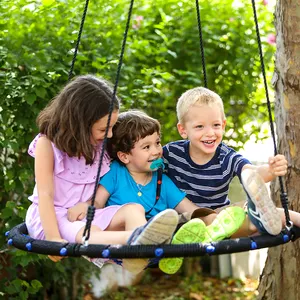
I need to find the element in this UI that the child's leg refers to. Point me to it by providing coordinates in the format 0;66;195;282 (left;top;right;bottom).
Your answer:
241;168;282;235
75;204;155;270
276;208;300;229
232;207;300;238
75;225;132;244
106;203;147;231
230;215;255;238
77;208;179;274
76;204;148;244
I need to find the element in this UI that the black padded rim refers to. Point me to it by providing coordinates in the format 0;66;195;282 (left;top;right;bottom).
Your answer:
6;223;300;259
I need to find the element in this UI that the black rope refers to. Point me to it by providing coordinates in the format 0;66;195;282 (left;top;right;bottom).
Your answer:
68;0;90;81
195;0;207;88
82;0;135;242
251;0;291;227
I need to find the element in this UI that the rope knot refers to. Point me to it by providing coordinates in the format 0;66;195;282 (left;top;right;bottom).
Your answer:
280;192;288;206
87;205;95;221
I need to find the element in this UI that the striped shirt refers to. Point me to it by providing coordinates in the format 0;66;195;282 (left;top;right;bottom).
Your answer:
163;140;251;209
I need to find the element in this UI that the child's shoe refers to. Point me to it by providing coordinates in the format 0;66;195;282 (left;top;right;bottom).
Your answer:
123;209;179;274
158;218;207;274
203;206;246;242
83;256;108;269
241;169;282;235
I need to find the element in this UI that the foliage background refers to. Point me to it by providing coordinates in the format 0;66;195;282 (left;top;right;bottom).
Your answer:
0;0;275;298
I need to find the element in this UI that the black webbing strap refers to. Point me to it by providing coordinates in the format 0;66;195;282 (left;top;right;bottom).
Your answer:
195;0;207;88
82;0;135;243
251;0;291;227
146;168;163;216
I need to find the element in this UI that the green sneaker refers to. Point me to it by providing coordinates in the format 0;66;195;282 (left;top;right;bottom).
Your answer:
158;218;207;275
204;206;246;242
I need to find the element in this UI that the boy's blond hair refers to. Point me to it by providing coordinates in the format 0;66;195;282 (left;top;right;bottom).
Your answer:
176;87;225;124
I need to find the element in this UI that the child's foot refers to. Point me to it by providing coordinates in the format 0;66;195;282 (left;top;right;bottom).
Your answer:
204;206;246;242
123;209;179;274
158;218;207;275
241;169;282;235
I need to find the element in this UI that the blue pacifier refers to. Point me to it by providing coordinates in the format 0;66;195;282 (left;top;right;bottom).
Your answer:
150;158;165;171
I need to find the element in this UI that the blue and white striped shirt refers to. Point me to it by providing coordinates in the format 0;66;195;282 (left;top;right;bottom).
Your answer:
163;140;251;209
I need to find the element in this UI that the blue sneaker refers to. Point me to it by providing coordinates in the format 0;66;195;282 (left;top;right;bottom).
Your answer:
123;209;179;274
241;169;282;235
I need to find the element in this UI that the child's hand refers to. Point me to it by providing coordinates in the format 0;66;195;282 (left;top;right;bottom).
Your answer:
268;154;288;177
67;202;89;222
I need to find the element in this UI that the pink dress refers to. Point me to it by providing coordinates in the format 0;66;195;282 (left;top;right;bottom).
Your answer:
25;134;123;243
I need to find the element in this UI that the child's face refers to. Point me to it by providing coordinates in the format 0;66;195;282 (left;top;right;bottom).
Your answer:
90;110;119;146
124;132;162;172
177;103;226;158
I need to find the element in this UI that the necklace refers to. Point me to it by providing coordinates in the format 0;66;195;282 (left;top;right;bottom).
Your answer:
136;173;151;197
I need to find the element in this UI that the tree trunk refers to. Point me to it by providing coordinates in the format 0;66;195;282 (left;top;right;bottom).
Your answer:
258;0;300;299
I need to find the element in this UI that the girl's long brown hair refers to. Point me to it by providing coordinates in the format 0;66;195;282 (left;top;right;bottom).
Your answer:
37;75;119;164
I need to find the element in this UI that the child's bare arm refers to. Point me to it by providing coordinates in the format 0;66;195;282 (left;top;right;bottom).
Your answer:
35;137;62;241
67;185;110;222
243;154;287;183
174;197;200;214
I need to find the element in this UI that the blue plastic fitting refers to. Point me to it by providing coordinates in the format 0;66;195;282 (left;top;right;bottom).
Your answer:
59;247;67;256
206;245;216;253
283;234;289;243
102;249;110;258
154;248;164;257
26;243;32;251
251;241;257;249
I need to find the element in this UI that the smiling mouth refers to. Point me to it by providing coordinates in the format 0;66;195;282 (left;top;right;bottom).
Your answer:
148;157;160;162
202;140;215;144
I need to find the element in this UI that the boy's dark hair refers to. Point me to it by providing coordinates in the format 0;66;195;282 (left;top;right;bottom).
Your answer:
37;75;119;164
108;110;161;161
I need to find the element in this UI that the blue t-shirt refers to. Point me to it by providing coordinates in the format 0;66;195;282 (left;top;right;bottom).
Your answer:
163;140;251;209
100;161;186;219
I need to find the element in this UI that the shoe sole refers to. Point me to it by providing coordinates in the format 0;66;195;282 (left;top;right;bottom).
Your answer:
131;209;179;246
241;169;282;235
158;219;206;275
125;209;179;274
205;206;246;242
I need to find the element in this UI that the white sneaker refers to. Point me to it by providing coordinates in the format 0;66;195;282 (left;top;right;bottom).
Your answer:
123;209;179;274
242;169;282;235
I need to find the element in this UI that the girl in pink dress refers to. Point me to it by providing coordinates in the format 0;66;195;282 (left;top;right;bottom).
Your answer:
25;75;179;273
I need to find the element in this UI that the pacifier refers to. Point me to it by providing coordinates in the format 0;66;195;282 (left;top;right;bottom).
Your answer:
150;158;165;171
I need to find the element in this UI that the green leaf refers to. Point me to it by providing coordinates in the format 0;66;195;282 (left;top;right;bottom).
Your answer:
35;86;47;98
25;94;37;105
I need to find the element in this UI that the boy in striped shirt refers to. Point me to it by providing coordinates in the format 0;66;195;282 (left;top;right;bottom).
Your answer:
159;87;300;273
